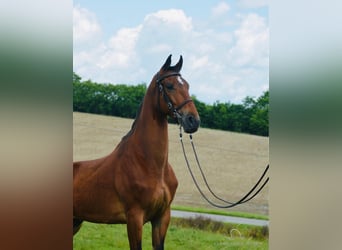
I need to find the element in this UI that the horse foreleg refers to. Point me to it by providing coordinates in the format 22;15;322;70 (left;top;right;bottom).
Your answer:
151;208;171;250
126;209;144;250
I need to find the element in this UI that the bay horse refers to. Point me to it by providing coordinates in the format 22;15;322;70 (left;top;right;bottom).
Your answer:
73;55;200;250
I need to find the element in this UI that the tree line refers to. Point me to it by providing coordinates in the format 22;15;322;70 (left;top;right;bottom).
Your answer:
73;73;268;136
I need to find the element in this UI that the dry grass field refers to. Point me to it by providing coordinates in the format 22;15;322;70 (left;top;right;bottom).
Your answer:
73;112;269;215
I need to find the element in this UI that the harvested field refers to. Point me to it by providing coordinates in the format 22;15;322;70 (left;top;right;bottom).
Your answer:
73;112;269;215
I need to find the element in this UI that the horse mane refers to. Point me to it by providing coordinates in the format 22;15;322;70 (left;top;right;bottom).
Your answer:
121;97;144;141
121;73;158;141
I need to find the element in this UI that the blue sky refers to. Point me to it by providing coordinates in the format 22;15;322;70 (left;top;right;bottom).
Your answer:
73;1;268;104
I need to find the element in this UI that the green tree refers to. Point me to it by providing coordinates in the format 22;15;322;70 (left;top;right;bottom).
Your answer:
73;72;81;84
249;91;269;136
72;72;268;136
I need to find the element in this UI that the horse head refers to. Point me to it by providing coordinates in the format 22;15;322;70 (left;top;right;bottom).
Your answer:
155;55;200;133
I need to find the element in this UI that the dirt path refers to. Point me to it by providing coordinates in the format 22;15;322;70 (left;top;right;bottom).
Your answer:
171;210;269;226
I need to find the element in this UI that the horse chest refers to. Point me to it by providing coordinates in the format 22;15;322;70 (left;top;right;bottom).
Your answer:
143;183;171;220
136;181;171;206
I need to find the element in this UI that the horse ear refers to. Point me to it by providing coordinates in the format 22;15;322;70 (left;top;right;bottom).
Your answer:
161;54;172;71
169;55;183;72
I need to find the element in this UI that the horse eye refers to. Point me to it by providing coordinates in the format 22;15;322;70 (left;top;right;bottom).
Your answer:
165;83;174;90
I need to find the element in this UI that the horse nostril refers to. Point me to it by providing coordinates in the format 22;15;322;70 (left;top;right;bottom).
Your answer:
186;115;199;128
182;114;200;133
188;115;194;125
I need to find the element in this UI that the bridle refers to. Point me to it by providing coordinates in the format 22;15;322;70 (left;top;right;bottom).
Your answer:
156;72;193;122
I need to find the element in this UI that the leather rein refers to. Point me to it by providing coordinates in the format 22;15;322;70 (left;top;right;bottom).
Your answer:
179;126;269;208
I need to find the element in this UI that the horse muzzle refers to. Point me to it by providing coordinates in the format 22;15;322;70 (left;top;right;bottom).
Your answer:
180;114;200;133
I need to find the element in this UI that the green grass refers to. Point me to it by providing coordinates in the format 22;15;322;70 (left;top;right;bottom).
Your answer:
171;205;269;220
73;218;268;250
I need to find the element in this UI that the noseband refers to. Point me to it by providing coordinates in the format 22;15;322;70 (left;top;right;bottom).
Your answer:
156;73;193;122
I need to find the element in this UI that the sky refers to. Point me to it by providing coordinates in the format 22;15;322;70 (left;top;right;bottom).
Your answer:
73;0;268;104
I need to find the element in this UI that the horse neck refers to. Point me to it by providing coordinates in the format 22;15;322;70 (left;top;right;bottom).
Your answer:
130;83;169;165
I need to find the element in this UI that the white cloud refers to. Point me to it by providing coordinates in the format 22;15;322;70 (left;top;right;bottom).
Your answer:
108;27;141;51
238;0;268;8
190;56;209;70
73;5;101;45
228;13;269;67
73;5;269;104
211;2;230;17
96;26;142;69
146;44;172;54
73;8;194;84
196;74;240;102
144;9;192;32
133;9;196;75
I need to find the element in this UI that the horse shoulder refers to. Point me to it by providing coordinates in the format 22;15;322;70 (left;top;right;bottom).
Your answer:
164;163;178;199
